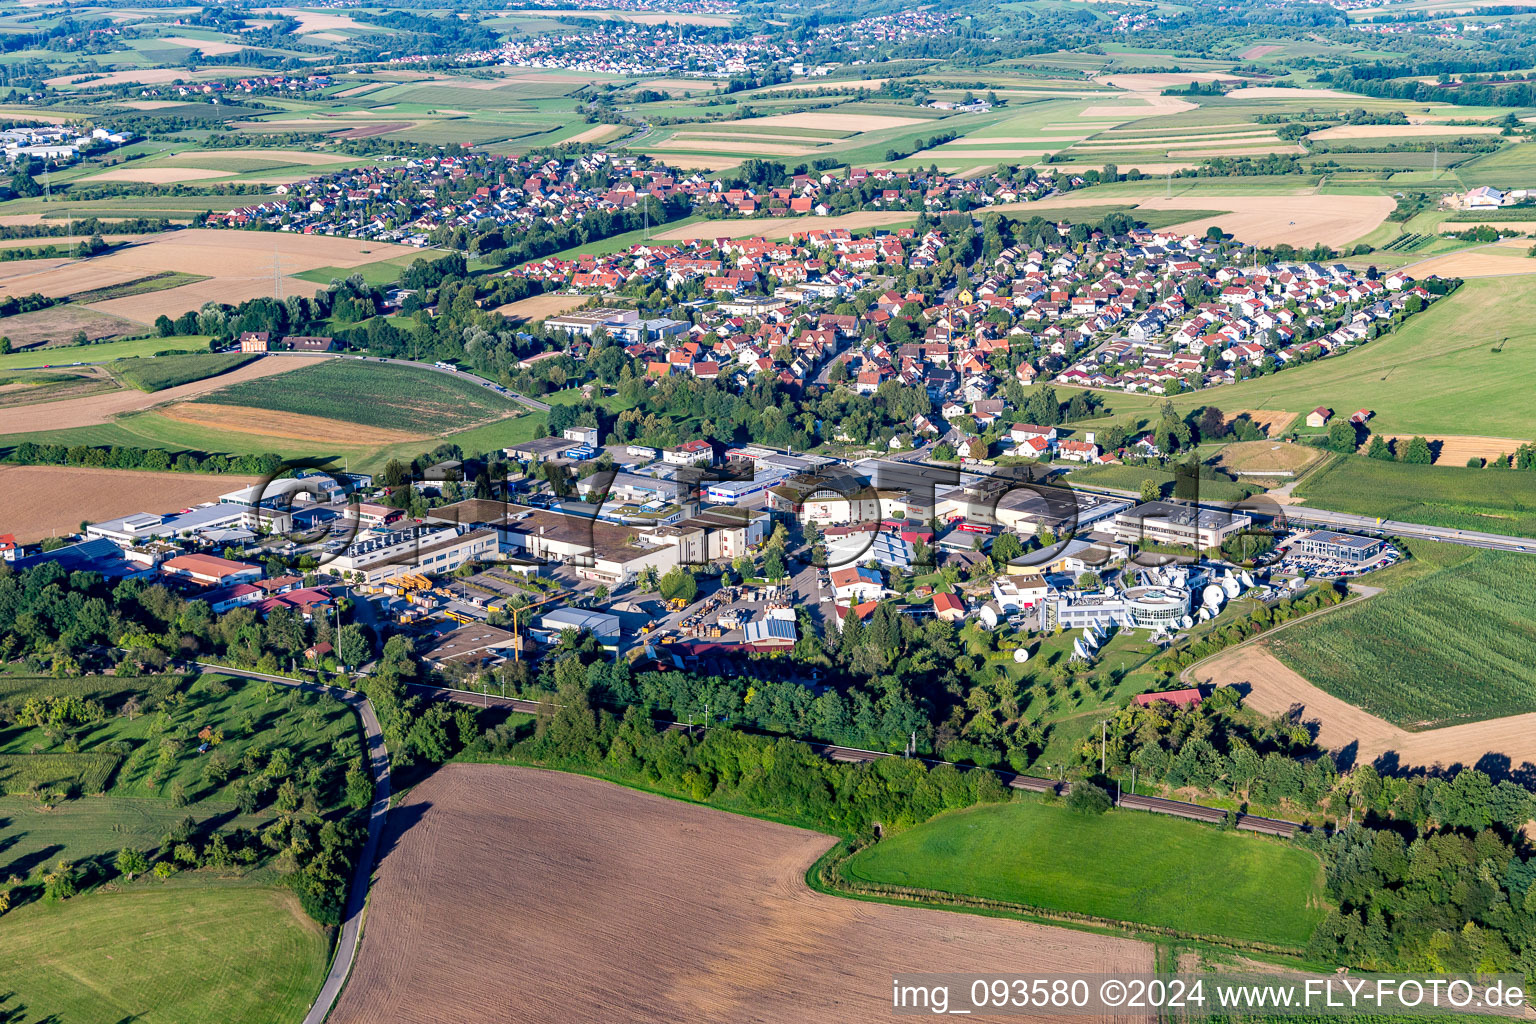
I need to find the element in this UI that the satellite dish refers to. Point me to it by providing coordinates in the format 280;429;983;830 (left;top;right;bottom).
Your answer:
1179;615;1193;629
1197;606;1213;622
1221;577;1241;599
1105;586;1117;598
1081;627;1096;644
1202;584;1225;609
1072;638;1090;660
1013;647;1030;664
1240;570;1255;588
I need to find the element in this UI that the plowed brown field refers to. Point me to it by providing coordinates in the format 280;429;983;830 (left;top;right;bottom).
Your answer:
0;465;258;542
329;764;1152;1024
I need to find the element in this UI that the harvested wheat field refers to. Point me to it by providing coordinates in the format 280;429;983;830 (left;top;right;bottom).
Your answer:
642;154;740;170
1307;124;1501;140
253;6;362;32
1240;44;1282;58
651;140;818;156
1124;195;1391;247
1081;95;1196;119
564;124;628;144
45;67;225;89
493;292;588;322
1231;86;1359;99
729;112;923;131
761;77;889;93
0;465;259;543
1227;408;1298;436
0;354;331;434
1196;645;1536;770
1000;192;1388;239
0;230;418;303
86;167;231;183
329;764;1152;1024
656;210;914;241
1366;433;1529;464
157;402;423;445
1405;248;1536;278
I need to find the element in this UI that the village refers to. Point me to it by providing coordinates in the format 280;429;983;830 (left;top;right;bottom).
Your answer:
509;215;1441;408
205;150;1053;239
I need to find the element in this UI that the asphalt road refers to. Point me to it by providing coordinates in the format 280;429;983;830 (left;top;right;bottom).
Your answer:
189;661;391;1024
1064;479;1536;554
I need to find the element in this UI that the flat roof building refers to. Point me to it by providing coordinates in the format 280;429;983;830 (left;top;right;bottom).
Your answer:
1292;530;1383;564
1111;501;1253;552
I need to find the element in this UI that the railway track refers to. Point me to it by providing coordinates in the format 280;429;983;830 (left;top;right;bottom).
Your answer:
407;682;1310;836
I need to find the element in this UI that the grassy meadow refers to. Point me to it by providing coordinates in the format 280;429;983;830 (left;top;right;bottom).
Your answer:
0;883;327;1024
843;798;1327;947
0;672;360;1023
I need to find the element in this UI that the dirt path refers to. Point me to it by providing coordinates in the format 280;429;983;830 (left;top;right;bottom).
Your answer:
0;354;332;434
329;764;1152;1024
1193;644;1536;770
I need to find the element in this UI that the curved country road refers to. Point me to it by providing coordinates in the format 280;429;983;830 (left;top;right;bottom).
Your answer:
189;661;390;1024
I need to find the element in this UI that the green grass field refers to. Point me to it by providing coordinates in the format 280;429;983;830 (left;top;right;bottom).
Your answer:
1270;546;1536;729
0;335;210;372
0;883;327;1024
843;799;1326;946
194;359;511;433
114;351;259;392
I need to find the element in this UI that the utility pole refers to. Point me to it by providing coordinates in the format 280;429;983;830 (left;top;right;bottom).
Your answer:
1100;719;1107;774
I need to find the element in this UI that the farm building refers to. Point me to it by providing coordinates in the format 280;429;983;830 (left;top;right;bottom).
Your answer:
238;331;270;354
1306;407;1332;428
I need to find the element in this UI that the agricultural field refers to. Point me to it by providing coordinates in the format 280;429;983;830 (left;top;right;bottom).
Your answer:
843;798;1326;947
0;465;260;542
327;763;1152;1024
192;359;514;436
0;366;120;408
0;352;321;435
114;351;259;392
0;231;429;329
1293;454;1536;537
1269;546;1536;728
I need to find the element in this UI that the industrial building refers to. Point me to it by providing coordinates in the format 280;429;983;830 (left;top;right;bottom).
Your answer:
1111;501;1253;552
326;524;497;585
539;607;621;642
1291;531;1383;564
1055;586;1192;633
